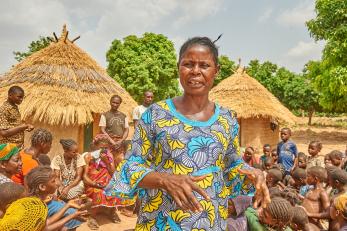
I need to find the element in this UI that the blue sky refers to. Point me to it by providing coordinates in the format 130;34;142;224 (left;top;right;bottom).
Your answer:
0;0;324;73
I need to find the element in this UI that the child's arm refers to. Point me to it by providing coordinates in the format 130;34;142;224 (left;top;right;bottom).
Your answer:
44;210;87;231
46;199;81;225
320;190;330;210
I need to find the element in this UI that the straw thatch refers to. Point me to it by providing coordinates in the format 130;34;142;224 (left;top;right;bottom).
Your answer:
210;67;297;124
0;25;137;126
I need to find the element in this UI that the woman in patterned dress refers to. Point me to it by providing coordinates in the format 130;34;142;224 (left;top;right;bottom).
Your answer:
0;143;22;184
105;37;270;231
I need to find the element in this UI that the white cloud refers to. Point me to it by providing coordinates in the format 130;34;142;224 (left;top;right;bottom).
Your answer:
258;8;273;23
277;0;315;27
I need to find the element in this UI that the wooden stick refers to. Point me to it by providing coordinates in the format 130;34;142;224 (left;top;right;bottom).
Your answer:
53;32;58;42
64;31;69;42
71;36;80;43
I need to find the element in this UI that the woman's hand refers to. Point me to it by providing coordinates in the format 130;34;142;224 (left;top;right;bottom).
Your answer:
161;174;210;213
60;187;70;199
238;168;271;208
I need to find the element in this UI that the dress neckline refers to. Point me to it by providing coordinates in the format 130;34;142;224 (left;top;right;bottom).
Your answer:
166;98;220;127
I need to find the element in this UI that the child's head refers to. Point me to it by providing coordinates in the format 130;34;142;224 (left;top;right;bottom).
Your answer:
330;193;347;221
31;128;53;154
297;152;307;169
280;128;292;142
0;143;22;176
290;206;309;230
263;157;274;171
0;182;26;212
329;169;347;190
258;197;294;229
271;149;278;162
308;141;322;157
25;166;58;196
307;166;327;185
37;154;51;166
60;139;78;159
329;150;343;167
291;167;307;187
263;144;271;156
324;153;332;166
92;134;111;150
266;168;283;188
281;188;302;206
252;163;263;170
243;146;255;162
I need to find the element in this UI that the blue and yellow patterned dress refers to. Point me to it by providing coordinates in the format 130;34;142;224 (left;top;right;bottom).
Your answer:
104;99;254;231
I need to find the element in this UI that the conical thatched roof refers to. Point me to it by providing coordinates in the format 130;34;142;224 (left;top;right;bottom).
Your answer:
210;67;297;124
0;25;137;126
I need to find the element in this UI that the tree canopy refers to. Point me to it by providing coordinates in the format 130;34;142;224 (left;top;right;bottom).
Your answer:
106;33;179;103
213;55;236;86
13;36;52;62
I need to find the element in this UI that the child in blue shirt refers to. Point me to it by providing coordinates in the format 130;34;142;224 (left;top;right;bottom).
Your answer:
277;128;298;176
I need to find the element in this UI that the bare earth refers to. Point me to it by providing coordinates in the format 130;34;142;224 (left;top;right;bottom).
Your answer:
78;117;347;231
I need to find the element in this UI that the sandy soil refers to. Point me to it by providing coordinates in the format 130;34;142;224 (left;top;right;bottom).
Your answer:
78;117;347;230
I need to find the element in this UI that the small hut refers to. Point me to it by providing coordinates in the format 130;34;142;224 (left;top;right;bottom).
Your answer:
210;67;297;151
0;25;137;156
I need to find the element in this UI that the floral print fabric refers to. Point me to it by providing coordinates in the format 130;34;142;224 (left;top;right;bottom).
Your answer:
105;99;254;231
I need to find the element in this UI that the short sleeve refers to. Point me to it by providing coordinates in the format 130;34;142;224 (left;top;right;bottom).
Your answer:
99;114;106;127
76;154;86;168
124;117;129;128
51;156;61;170
0;110;10;130
104;107;155;199
223;112;255;198
132;107;140;120
291;142;298;156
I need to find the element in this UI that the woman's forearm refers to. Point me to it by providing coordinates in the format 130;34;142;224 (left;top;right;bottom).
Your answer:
138;171;166;189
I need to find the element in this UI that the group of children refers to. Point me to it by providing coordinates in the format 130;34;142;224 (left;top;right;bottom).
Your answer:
235;127;347;231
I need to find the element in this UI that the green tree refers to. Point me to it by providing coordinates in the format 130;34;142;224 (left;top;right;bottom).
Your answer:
13;36;52;62
106;33;179;103
214;55;236;86
306;0;347;112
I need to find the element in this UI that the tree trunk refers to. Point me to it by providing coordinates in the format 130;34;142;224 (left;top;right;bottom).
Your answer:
308;109;315;125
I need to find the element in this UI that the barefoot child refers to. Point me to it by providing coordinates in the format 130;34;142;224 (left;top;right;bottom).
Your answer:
26;166;86;230
302;166;330;228
277;128;298;176
306;141;324;169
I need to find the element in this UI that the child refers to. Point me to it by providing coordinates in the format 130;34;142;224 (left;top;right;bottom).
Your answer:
0;182;26;213
302;166;330;228
277;128;298;176
290;206;320;231
297;152;307;170
306;141;324;169
227;195;252;231
38;153;51;166
288;167;310;197
324;153;332;167
266;168;283;190
329;150;344;168
260;144;271;165
242;146;259;167
263;156;274;171
245;197;294;230
330;193;347;230
271;149;279;163
26;166;85;230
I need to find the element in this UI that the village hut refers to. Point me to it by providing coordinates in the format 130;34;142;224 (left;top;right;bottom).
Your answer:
210;67;297;151
0;25;137;156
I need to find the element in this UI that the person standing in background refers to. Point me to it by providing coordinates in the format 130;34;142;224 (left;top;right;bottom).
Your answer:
132;91;154;128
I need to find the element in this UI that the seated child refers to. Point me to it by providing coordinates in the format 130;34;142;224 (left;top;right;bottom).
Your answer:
329;150;344;168
0;182;26;213
302;166;330;228
306;141;324;169
266;168;283;190
26;166;86;231
227;195;252;231
290;206;320;231
330;193;347;231
260;144;271;165
0;197;48;231
245;197;294;231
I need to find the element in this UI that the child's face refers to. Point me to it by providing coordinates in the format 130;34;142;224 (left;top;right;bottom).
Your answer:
271;151;278;162
39;142;52;155
263;146;271;156
308;143;320;156
280;130;291;142
331;157;342;167
264;162;273;171
325;156;332;166
43;173;59;195
266;173;275;187
244;148;254;161
294;177;306;187
298;157;307;169
306;173;316;185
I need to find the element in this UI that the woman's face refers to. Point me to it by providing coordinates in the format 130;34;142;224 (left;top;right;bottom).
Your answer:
2;153;22;175
40;142;52;155
65;144;78;159
178;45;219;96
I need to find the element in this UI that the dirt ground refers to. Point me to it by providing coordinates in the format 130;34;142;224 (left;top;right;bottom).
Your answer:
78;117;347;231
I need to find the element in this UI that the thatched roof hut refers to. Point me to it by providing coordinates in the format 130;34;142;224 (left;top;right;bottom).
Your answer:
210;67;297;151
0;25;137;155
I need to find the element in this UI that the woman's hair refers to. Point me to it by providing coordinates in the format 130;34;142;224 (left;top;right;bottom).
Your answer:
31;128;53;146
309;140;322;150
0;182;25;209
291;206;309;227
25;166;53;196
266;197;294;227
179;37;219;64
59;139;77;151
307;166;327;182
